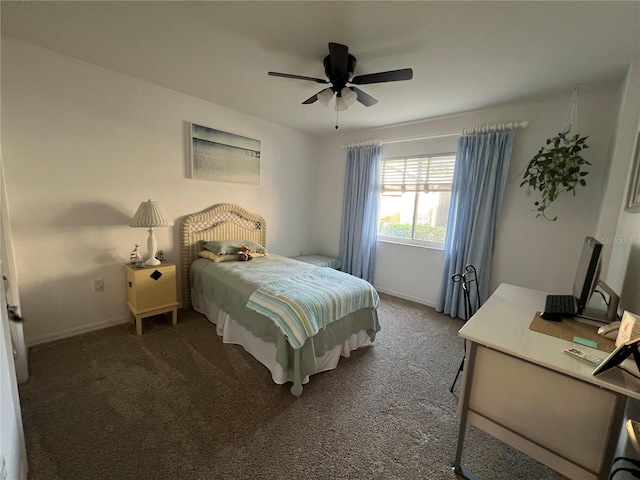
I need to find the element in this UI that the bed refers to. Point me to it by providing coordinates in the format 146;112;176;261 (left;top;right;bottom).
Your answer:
181;203;380;396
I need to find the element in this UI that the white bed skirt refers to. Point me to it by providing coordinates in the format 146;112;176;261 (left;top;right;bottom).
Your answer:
191;288;373;385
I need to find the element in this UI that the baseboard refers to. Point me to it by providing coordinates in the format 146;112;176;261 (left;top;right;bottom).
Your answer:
26;315;130;347
373;286;437;308
25;292;435;346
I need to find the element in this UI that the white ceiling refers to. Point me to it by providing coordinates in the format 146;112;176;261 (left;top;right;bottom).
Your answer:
2;1;639;136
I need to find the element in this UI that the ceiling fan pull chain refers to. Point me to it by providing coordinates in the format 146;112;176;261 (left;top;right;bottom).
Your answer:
335;103;339;129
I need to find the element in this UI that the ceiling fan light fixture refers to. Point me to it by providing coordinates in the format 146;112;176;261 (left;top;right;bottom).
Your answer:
335;96;348;111
341;87;357;107
317;88;334;107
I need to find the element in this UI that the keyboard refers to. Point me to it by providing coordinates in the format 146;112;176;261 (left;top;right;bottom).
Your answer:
544;295;577;316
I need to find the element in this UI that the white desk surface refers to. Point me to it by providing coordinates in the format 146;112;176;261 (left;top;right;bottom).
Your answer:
459;283;640;400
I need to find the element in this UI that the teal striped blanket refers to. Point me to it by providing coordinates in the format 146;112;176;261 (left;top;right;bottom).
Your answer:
246;267;379;349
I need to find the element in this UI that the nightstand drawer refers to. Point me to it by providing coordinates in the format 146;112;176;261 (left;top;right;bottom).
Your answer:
126;263;177;313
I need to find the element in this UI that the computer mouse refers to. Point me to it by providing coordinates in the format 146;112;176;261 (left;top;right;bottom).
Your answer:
597;321;621;340
540;312;562;321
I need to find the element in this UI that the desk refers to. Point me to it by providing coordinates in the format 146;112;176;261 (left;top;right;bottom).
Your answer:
454;284;640;480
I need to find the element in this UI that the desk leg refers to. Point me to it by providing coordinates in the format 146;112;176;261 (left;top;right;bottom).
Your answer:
453;341;478;479
600;395;627;480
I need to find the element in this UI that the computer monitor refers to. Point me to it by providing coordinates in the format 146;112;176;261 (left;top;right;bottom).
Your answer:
572;237;602;313
573;236;620;322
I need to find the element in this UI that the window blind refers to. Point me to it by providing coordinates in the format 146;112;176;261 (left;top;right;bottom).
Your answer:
380;154;456;193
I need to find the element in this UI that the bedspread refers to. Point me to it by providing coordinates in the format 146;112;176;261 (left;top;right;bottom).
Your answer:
190;255;379;348
190;255;380;384
246;267;379;349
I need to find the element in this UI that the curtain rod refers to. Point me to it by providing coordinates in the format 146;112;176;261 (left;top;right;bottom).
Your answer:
342;139;382;150
460;120;529;137
376;120;530;145
381;131;459;145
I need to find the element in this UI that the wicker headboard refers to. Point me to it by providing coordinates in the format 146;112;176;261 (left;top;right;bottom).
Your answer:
180;203;267;308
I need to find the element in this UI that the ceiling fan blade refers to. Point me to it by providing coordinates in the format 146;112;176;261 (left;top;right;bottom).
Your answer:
268;72;329;84
351;68;413;85
328;42;349;78
302;94;318;105
351;87;378;107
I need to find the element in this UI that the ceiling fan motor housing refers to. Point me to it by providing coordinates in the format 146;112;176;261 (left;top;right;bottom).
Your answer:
324;54;356;94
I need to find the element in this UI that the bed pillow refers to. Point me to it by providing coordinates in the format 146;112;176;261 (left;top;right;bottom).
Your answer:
201;240;267;256
198;250;268;262
198;251;239;263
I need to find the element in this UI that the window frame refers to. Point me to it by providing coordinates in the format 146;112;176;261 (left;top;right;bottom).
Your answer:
377;152;456;250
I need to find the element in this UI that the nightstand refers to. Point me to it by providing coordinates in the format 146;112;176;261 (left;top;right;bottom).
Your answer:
125;262;178;335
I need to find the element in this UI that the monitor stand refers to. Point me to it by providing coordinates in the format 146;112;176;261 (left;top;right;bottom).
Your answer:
578;307;612;324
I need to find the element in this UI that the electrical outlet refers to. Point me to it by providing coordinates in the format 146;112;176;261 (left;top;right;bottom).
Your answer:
93;279;104;292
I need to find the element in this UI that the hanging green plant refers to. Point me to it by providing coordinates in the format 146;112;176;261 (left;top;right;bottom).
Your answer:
520;131;590;221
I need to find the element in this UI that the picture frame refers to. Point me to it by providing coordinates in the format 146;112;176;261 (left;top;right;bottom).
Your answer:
592;335;640;376
626;131;640;212
189;123;260;184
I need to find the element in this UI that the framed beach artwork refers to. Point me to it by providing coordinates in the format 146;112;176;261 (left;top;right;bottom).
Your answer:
626;131;640;213
189;123;260;184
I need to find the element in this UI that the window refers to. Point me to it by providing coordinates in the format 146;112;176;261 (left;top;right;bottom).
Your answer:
378;153;456;247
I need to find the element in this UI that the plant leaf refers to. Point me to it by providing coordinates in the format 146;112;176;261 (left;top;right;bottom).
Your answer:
520;131;590;221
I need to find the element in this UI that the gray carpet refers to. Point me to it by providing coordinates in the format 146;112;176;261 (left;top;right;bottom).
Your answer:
19;293;566;480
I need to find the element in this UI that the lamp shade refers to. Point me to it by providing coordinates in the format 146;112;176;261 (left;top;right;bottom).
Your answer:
129;200;174;266
317;88;334;107
335;87;358;111
129;200;174;228
341;87;357;107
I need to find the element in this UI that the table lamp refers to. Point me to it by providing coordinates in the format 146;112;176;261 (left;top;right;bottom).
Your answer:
129;199;174;266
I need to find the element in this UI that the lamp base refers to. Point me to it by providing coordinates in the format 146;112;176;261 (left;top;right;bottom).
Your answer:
144;227;161;266
144;257;161;266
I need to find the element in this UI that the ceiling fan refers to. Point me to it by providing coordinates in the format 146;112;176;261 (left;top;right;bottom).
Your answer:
268;42;413;113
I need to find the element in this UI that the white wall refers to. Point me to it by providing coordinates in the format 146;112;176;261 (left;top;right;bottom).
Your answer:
599;57;640;315
315;86;623;306
1;37;636;335
1;36;321;345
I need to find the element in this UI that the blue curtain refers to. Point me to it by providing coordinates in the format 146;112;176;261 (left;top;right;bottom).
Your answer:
339;143;381;283
436;131;515;318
